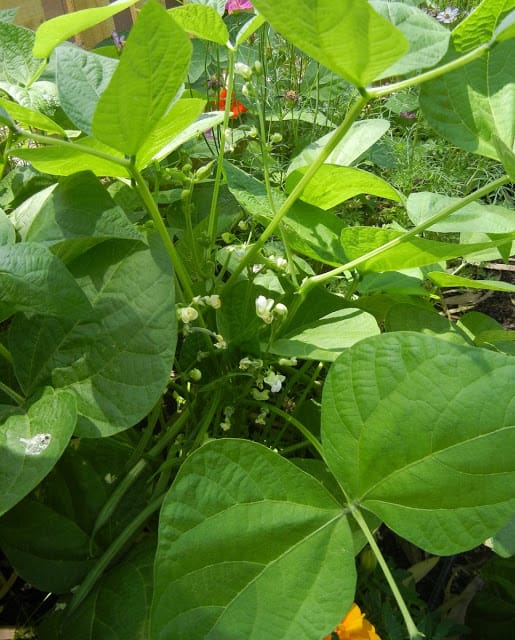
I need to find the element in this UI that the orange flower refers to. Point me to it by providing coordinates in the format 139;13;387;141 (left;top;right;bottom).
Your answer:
323;603;381;640
216;88;248;118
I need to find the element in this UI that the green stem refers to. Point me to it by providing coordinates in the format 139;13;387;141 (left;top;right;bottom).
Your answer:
25;59;48;90
351;507;425;640
13;128;131;167
249;401;324;458
0;342;13;365
129;165;194;301
225;94;369;286
293;174;510;313
89;408;190;546
366;42;490;99
67;494;165;620
0;382;24;405
207;48;236;249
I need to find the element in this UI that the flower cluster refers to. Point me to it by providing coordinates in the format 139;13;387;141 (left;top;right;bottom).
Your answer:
255;295;287;324
323;603;381;640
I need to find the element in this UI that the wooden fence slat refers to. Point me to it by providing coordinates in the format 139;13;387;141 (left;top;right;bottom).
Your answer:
0;0;171;50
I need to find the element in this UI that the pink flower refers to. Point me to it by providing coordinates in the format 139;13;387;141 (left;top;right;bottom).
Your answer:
225;0;253;14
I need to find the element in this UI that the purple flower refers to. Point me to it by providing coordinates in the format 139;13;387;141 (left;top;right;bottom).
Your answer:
436;7;459;23
400;111;417;119
225;0;253;14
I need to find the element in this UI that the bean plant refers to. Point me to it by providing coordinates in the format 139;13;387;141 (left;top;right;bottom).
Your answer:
0;0;514;638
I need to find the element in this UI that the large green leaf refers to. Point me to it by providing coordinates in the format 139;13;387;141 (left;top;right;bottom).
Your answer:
170;4;229;45
92;1;192;156
9;237;177;437
419;39;515;160
0;242;92;321
0;21;40;85
33;0;140;59
287;119;390;175
407;192;515;233
0;387;76;517
251;0;408;87
341;226;515;272
270;308;380;362
286;165;401;211
56;45;118;136
370;0;450;78
13;137;129;179
136;98;207;170
322;332;515;555
11;171;141;262
0;79;59;114
151;439;356;640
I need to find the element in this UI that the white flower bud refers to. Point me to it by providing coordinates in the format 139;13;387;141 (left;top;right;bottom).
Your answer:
178;306;198;323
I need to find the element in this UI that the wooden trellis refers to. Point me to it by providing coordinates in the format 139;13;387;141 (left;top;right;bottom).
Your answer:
0;0;179;50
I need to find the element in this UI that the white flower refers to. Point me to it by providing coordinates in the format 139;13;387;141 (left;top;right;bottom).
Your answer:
273;303;288;318
178;306;198;323
278;357;297;366
255;295;275;324
234;62;253;79
255;407;269;425
204;294;221;309
263;369;286;393
214;334;227;350
239;357;263;371
436;7;459;23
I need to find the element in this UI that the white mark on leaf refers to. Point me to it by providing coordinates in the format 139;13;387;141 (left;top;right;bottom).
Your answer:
19;433;51;456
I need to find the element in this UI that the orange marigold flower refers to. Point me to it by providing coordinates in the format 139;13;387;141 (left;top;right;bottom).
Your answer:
323;603;381;640
216;88;247;118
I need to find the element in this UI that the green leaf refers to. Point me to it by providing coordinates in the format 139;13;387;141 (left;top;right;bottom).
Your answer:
251;0;409;87
452;0;515;51
152;439;356;640
0;80;59;114
0;96;65;135
235;14;266;48
188;0;226;16
407;192;515;233
49;540;155;639
286;165;401;210
0;208;15;244
428;271;515;293
322;332;515;555
494;9;515;42
33;0;140;59
0;8;17;23
218;280;262;354
0;387;77;517
287;119;390;175
341;226;515;272
13;137;129;179
489;515;515;557
170;4;229;45
225;161;347;266
420;39;515;160
384;303;469;344
11;171;141;262
136;98;206;170
270;308;380;361
9;237;177;438
92;1;192;156
493;134;515;180
370;0;450;78
0;242;92;322
0;497;94;593
56;45;118;136
0;21;40;85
